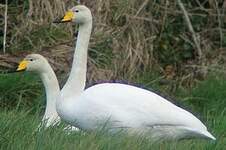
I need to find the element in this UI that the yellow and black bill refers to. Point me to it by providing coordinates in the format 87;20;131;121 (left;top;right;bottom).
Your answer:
16;60;28;71
53;11;74;23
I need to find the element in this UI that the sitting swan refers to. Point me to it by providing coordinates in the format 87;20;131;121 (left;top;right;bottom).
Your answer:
56;5;215;140
17;54;60;127
17;54;77;131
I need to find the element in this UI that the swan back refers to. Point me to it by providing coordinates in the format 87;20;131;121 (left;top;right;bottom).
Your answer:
61;83;215;139
83;83;207;130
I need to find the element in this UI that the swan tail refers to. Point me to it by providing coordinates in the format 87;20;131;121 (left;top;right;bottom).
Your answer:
139;125;216;141
184;127;216;140
198;130;216;140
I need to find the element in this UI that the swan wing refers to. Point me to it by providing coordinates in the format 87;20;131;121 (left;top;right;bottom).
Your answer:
75;83;207;131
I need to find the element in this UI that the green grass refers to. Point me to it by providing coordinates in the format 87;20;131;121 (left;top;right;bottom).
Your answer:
0;72;226;149
0;73;43;110
0;110;223;150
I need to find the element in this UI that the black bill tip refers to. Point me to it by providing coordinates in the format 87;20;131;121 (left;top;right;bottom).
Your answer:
53;17;71;24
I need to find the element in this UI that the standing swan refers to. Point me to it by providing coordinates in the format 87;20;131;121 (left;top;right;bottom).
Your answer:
56;5;215;140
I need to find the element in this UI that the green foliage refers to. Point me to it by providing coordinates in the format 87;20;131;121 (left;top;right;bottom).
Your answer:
154;14;195;65
89;35;113;67
0;70;225;149
183;74;226;115
0;109;224;150
1;0;226;148
9;26;70;51
0;73;43;111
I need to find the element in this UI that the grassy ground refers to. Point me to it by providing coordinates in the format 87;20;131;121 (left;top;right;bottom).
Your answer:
1;0;226;149
0;72;225;150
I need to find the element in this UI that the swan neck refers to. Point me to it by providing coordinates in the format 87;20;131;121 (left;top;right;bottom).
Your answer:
39;64;60;120
62;20;92;95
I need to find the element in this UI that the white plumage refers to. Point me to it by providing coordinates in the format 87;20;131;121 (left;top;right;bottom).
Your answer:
57;83;215;140
56;5;215;140
17;54;78;131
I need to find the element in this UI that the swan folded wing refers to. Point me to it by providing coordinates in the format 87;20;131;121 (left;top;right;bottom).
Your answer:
79;83;207;131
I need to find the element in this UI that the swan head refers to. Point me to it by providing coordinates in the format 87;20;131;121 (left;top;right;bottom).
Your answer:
17;54;49;73
58;5;92;24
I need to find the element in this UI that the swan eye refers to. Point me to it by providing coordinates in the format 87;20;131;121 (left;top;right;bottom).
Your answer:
75;10;79;13
29;58;33;61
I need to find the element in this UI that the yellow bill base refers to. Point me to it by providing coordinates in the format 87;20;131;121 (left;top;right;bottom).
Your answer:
61;11;74;22
17;60;28;71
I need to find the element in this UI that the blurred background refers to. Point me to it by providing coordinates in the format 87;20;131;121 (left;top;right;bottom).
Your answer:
0;0;226;149
1;0;226;112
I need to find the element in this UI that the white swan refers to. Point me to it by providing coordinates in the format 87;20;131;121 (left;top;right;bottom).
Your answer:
17;54;60;127
17;54;77;131
56;5;215;140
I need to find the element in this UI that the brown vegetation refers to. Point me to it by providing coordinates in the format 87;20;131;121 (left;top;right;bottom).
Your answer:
1;0;226;89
